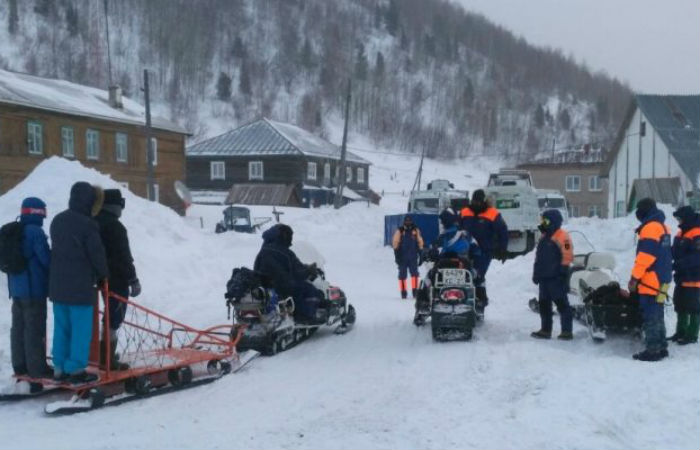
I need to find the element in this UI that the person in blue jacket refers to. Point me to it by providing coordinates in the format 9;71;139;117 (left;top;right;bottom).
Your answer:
670;205;700;345
49;182;109;384
436;208;472;259
7;197;53;382
460;189;508;311
531;209;574;340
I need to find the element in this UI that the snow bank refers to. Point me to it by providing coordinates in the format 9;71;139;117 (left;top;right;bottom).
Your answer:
0;157;698;450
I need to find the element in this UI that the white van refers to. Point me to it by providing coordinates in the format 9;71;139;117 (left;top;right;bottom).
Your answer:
536;189;569;222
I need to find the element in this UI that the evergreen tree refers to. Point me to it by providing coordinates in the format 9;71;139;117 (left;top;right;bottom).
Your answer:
559;108;571;130
354;44;368;81
239;60;251;96
301;38;315;70
534;104;544;128
385;0;399;36
65;3;79;37
462;78;475;108
8;0;18;35
216;72;232;100
231;35;246;59
373;51;385;83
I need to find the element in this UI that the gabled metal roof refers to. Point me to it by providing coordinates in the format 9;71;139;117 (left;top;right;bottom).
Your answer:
636;95;699;186
0;68;188;135
225;183;300;206
603;95;699;187
187;118;370;164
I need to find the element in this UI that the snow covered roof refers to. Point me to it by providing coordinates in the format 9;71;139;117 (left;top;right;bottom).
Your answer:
186;118;370;164
0;68;188;135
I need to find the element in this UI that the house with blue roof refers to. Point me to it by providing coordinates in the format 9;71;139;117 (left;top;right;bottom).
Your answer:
602;94;700;217
186;118;375;207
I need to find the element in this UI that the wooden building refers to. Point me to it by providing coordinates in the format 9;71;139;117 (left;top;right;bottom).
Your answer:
0;69;189;213
186;118;374;207
601;94;699;217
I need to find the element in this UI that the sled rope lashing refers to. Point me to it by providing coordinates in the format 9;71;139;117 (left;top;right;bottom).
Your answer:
97;288;240;381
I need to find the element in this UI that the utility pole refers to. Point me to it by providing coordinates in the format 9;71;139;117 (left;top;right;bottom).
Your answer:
103;0;112;86
143;69;155;201
334;79;352;209
412;145;426;192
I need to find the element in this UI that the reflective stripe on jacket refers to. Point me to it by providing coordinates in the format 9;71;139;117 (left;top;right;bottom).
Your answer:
632;216;672;296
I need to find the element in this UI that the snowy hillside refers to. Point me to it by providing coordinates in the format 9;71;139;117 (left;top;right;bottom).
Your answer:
0;155;698;449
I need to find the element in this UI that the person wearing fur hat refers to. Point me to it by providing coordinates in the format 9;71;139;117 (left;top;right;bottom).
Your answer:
6;197;53;385
95;189;141;370
670;205;700;345
49;182;108;383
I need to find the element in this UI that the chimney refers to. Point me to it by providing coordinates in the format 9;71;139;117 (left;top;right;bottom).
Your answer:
108;85;123;109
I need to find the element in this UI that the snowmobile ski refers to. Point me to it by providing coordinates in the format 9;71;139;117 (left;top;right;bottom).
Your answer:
0;381;63;402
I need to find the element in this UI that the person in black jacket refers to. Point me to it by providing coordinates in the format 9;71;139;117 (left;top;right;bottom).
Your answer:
95;189;141;370
49;182;108;384
253;224;324;323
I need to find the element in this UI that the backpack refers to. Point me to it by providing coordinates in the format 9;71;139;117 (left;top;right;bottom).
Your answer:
0;221;26;274
225;267;263;300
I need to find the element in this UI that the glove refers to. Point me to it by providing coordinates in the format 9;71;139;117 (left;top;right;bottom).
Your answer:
628;278;639;293
129;278;142;297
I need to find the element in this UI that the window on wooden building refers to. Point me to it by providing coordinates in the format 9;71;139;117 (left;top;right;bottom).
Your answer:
27;121;43;155
150;137;158;166
307;162;317;180
61;126;75;158
588;205;602;217
324;163;331;184
86;129;100;160
249;161;263;180
116;133;128;163
588;175;601;192
346;166;352;183
357;167;365;183
210;161;226;180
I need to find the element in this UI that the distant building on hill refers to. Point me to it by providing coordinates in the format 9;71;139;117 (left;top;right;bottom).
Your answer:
186;118;377;207
518;146;608;218
0;68;190;213
601;94;699;217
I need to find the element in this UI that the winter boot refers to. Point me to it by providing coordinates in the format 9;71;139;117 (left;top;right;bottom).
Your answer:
557;331;574;340
530;329;551;339
401;290;408;300
411;276;419;299
678;314;699;345
100;336;130;371
668;313;689;341
399;279;408;300
633;349;667;362
69;371;98;384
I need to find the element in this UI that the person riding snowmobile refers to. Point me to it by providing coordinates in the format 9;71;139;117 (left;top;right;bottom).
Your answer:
414;209;476;320
253;224;327;324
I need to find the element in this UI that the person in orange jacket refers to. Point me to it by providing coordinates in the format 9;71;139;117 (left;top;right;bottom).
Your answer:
629;198;672;361
392;215;424;299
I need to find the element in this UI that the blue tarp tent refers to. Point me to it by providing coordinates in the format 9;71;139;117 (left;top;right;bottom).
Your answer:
384;214;440;247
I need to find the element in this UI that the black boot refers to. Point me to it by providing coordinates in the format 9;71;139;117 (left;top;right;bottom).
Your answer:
401;290;407;299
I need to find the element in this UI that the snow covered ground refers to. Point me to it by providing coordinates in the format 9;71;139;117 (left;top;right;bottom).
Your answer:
0;155;698;450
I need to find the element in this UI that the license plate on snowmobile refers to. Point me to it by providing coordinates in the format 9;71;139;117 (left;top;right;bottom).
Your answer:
439;269;468;286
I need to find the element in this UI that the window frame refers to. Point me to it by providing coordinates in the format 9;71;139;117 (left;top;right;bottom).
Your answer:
588;205;601;217
149;137;158;167
210;161;226;180
115;132;128;163
27;120;43;155
86;128;100;160
569;204;580;218
346;166;352;183
307;161;317;181
61;126;75;158
153;183;160;203
588;175;602;192
249;161;264;180
565;175;581;192
323;162;331;184
357;167;365;183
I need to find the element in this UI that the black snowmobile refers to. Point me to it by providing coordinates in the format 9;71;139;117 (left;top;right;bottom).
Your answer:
225;267;355;355
413;251;478;341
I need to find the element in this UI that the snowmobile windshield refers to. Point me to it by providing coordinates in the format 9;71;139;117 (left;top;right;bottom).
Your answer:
291;240;326;270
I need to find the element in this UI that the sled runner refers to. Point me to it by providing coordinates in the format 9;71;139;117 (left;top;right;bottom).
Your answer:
1;286;257;414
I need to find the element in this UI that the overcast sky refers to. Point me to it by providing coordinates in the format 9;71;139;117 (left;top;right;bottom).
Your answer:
453;0;700;94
